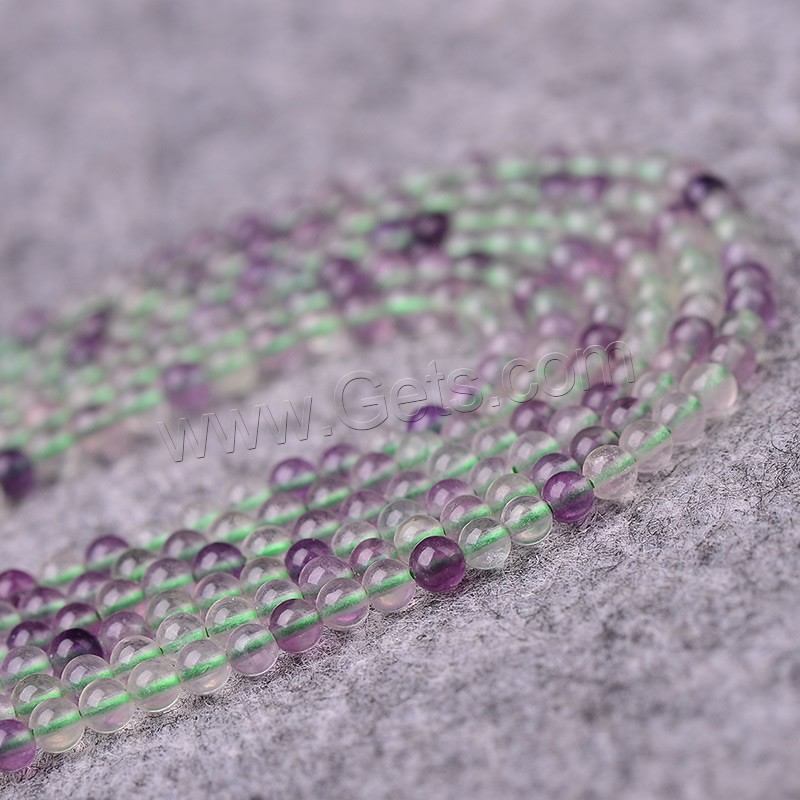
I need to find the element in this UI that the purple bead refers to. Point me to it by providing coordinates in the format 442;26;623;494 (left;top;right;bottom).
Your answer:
320;258;373;303
318;443;360;476
18;587;65;621
509;400;552;434
0;718;36;773
285;538;332;582
6;620;52;649
669;315;715;359
409;536;466;594
55;602;101;634
709;335;757;385
162;529;207;561
406;405;448;433
411;212;449;247
385;469;430;501
162;363;211;414
578;323;622;351
67;571;107;604
84;534;129;573
542;471;595;524
683;173;729;209
227;213;269;247
339;489;386;522
530;453;580;492
0;570;36;606
0;449;35;503
426;479;472;517
258;490;305;526
48;628;103;676
192;543;245;580
726;285;776;329
292;509;340;542
569;426;619;466
349;538;395;576
268;598;322;653
98;611;147;655
66;309;111;366
581;382;623;413
351;452;395;490
600;396;650;435
725;261;772;292
270;457;316;497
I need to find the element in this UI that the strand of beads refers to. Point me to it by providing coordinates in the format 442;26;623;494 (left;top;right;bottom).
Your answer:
1;150;777;774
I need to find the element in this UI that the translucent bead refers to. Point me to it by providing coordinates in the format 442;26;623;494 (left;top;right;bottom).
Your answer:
226;623;279;676
529;453;580;492
395;430;438;469
268;599;323;653
176;639;230;695
440;494;493;538
619;419;673;473
156;612;206;656
292;509;339;542
110;635;162;680
162;528;208;561
409;536;466;593
127;656;181;712
18;586;65;621
305;475;351;512
600;397;651;436
470;424;517;458
11;673;62;724
679;362;738;418
458;518;512;569
581;445;639;500
485;474;538;514
541;471;595;524
339;489;385;523
385;469;430;501
468;456;509;497
654;391;706;444
254;579;303;620
349;538;395;576
61;654;113;699
315;578;370;630
394;514;445;562
192;542;245;580
112;548;156;582
205;597;257;643
96;579;145;618
98;611;147;654
331;520;380;559
298;556;353;600
48;628;103;676
79;677;134;733
141;558;193;596
270;457;317;497
258;491;305;527
145;590;198;630
0;717;36;772
425;478;473;517
362;558;416;613
500;496;553;545
506;430;560;472
6;620;51;650
426;443;476;480
243;525;292;559
30;696;85;753
284;538;332;582
0;693;13;720
709;335;757;385
1;646;51;691
376;499;426;542
54;602;100;634
548;406;600;448
569;426;619;466
194;572;241;614
239;557;289;596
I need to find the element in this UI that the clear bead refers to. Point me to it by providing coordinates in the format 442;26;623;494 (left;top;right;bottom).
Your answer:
239;557;289;596
458;518;512;569
176;639;230;695
61;654;112;699
362;558;416;613
654;391;706;444
155;612;206;656
679;362;738;418
30;696;85;753
11;673;62;724
315;578;370;630
145;589;198;630
619;420;673;473
331;520;380;559
205;597;257;643
485;474;538;514
226;623;279;677
128;656;181;712
581;445;639;500
393;514;445;562
500;496;553;546
506;431;560;472
110;635;163;681
242;525;292;559
79;677;134;732
253;579;302;619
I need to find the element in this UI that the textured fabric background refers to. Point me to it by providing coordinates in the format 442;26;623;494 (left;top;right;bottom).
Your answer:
1;2;800;798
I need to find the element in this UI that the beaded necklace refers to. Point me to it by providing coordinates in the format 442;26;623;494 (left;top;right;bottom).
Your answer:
0;151;775;773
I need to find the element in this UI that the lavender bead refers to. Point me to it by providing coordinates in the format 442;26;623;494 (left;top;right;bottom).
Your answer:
162;529;208;561
67;572;107;604
318;443;361;477
162;363;211;413
581;382;623;413
98;611;148;655
284;539;332;582
0;570;36;607
542;471;595;524
6;621;51;650
48;629;103;676
84;535;129;574
669;316;715;359
0;449;35;503
268;599;322;653
339;489;386;522
349;538;396;576
270;457;316;497
192;543;245;580
406;405;448;433
600;396;650;436
0;718;36;773
530;453;580;493
569;426;619;466
409;536;466;594
292;509;340;543
426;478;473;517
509;400;552;434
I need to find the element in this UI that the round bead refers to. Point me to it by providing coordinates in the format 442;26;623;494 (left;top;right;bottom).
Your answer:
127;656;181;712
548;406;600;448
394;514;445;562
654;391;706;444
30;696;85;753
141;557;193;596
425;478;473;517
96;579;144;618
409;536;466;593
112;548;156;582
500;496;553;545
331;520;381;559
0;717;36;772
485;474;538;513
79;677;134;733
440;494;492;539
581;445;639;500
284;538;332;582
349;537;395;576
243;526;292;559
569;425;619;465
192;542;246;580
194;572;241;614
11;673;62;724
98;611;148;653
506;430;560;472
468;456;509;497
176;639;230;695
205;597;257;643
84;534;129;574
679;362;738;417
529;453;580;493
457;518;512;569
1;645;52;690
376;499;426;542
155;612;206;655
268;599;323;653
254;579;302;620
61;654;113;699
315;578;370;630
239;557;289;596
226;623;279;676
48;628;103;676
292;509;340;542
110;635;162;679
541;471;595;524
619;420;674;473
362;559;416;613
298;556;353;600
162;528;207;561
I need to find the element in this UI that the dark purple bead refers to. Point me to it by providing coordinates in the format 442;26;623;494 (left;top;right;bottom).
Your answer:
581;382;623;413
339;489;386;522
569;426;619;466
292;509;340;542
48;628;103;676
0;449;35;503
412;212;449;247
409;536;466;593
0;718;36;773
162;363;211;414
683;173;729;209
669;315;715;359
0;569;36;606
6;619;52;649
426;479;472;517
285;538;332;582
406;405;448;433
600;397;650;435
318;443;361;476
726;285;776;329
509;400;553;434
192;542;246;580
349;538;395;576
530;453;580;492
84;534;129;574
542;471;595;524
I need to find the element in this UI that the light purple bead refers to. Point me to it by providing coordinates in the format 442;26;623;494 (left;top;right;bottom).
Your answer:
351;452;395;490
6;620;51;650
578;323;622;350
18;587;65;622
297;556;353;599
426;479;473;517
339;489;386;522
318;443;361;477
84;535;129;574
67;571;107;604
669;315;715;359
258;491;305;526
600;397;650;435
349;538;395;576
270;457;316;497
406;405;448;433
54;602;100;634
162;529;208;561
162;363;211;414
268;599;322;653
48;628;103;676
409;536;466;594
541;471;595;524
725;285;776;329
569;426;619;466
98;611;147;655
509;400;552;434
0;570;36;607
292;509;340;543
284;539;332;582
709;335;757;384
725;261;772;292
581;383;623;413
192;543;245;580
530;453;580;492
10;306;51;345
0;718;36;773
385;470;430;501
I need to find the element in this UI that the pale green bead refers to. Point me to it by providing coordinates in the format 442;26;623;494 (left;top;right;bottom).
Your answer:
619;419;673;473
458;518;512;570
79;677;134;733
30;697;85;753
127;656;181;713
500;496;553;546
679;363;738;418
581;445;638;501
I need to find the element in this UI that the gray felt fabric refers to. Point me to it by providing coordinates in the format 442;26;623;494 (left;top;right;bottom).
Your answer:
1;1;800;798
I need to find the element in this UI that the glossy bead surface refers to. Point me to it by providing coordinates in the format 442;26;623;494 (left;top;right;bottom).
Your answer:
315;578;370;630
48;628;103;676
226;623;279;676
205;597;257;642
30;696;85;753
284;538;332;582
500;495;553;545
155;612;206;655
362;559;416;613
409;536;466;593
394;514;445;562
582;445;638;500
11;673;62;724
61;654;113;699
654;391;706;444
0;717;36;772
298;556;353;600
349;537;395;576
541;471;595;524
127;656;181;712
458;518;512;569
619;419;674;473
679;362;738;417
176;639;230;695
79;677;134;733
268;599;323;653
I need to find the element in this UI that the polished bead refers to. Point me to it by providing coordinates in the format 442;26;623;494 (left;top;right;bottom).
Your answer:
500;496;553;545
243;526;292;559
349;537;396;576
127;656;181;712
11;673;62;724
541;471;595;523
30;696;85;752
0;570;36;606
331;520;381;559
679;362;738;417
84;534;129;574
207;512;258;545
98;611;148;654
161;528;208;561
458;518;511;569
254;579;303;620
654;391;706;444
0;717;36;772
155;612;206;655
284;538;332;582
48;628;103;676
619;419;673;472
315;578;370;630
529;453;580;493
110;635;162;679
409;536;466;593
61;654;113;699
0;449;36;503
176;639;230;695
469;456;509;497
141;558;193;596
440;494;492;539
338;488;386;522
426;478;473;517
298;556;353;600
485;473;538;513
569;425;619;465
507;430;560;472
239;557;289;596
582;445;639;500
54;602;100;634
394;514;445;562
205;597;257;642
708;335;757;385
79;677;134;733
18;586;65;622
6;620;51;650
270;457;317;497
292;509;340;542
509;400;552;434
1;645;52;690
112;548;156;581
145;590;198;630
376;499;426;541
362;559;416;613
96;579;144;618
192;542;245;580
226;623;279;676
268;599;323;653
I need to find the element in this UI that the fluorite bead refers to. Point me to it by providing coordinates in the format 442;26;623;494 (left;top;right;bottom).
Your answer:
349;537;395;576
485;474;538;513
468;456;509;497
292;509;340;542
0;570;36;606
318;443;360;476
243;526;292;559
68;571;108;604
679;362;738;417
96;579;145;618
205;597;257;642
112;548;156;582
619;419;674;473
155;612;206;655
0;717;36;772
127;656;181;712
254;579;303;619
61;654;113;699
79;677;135;733
6;620;52;650
270;457;317;497
298;556;353;599
362;558;416;613
284;538;332;582
548;406;600;448
226;623;279;676
506;430;560;472
581;445;639;500
176;639;231;695
394;514;445;562
268;599;323;653
339;489;385;522
0;601;20;637
194;572;241;613
54;602;100;634
409;536;466;593
600;396;651;435
541;471;595;524
207;512;258;545
653;391;706;444
162;528;208;561
11;673;62;724
529;453;580;493
0;449;36;503
708;335;756;385
141;557;193;596
331;520;380;559
192;542;246;580
110;635;162;679
509;400;552;434
440;494;492;539
48;628;103;676
84;534;129;574
458;518;512;569
30;696;85;753
98;611;148;654
239;557;289;596
145;590;198;630
1;645;52;689
385;469;430;501
569;425;619;465
426;444;476;481
500;495;553;545
315;578;370;630
162;362;211;413
18;586;65;622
